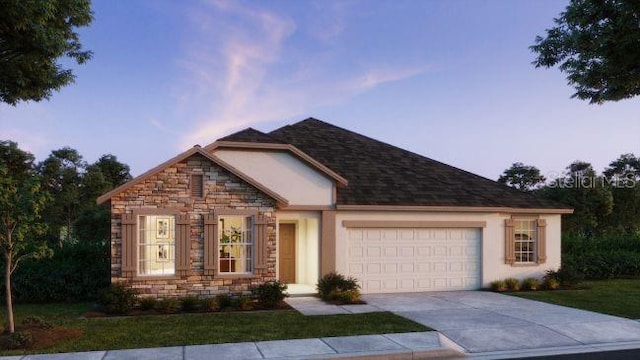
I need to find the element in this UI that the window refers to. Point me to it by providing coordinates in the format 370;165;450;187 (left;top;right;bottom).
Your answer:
514;219;536;263
505;217;546;266
191;174;203;198
138;215;175;275
218;215;253;274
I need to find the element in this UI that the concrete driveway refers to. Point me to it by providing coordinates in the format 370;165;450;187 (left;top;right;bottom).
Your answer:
363;291;640;353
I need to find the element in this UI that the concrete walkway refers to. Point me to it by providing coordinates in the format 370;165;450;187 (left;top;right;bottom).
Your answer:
0;332;460;359
363;291;640;354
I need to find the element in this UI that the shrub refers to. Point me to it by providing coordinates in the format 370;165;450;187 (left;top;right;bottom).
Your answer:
22;316;53;329
253;280;288;309
9;240;110;302
235;295;254;310
521;277;540;291
5;331;33;349
543;277;560;290
504;278;520;291
138;297;157;311
542;273;560;290
155;298;181;314
97;283;137;315
329;289;361;304
317;272;360;300
180;296;201;312
215;294;233;309
489;280;507;292
200;297;219;312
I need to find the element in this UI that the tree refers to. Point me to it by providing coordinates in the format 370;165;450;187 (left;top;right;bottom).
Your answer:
541;161;613;235
75;155;131;244
0;144;51;333
38;147;86;245
603;154;640;233
498;162;546;192
531;0;640;104
0;0;93;105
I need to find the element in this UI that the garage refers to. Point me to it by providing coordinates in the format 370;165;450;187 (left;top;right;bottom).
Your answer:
345;226;482;293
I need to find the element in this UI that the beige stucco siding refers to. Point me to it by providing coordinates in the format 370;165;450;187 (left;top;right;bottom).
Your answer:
334;211;562;289
214;149;334;206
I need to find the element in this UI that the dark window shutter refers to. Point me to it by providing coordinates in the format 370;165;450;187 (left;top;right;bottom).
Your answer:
254;215;268;269
203;214;217;275
175;214;191;275
191;174;203;198
536;219;547;264
121;214;137;277
504;219;515;265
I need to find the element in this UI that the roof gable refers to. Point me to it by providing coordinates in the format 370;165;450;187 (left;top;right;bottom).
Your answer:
97;146;288;206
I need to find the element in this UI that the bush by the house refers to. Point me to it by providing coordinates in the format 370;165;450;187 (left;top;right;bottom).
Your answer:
234;295;254;310
180;296;201;312
329;289;361;304
252;280;289;309
542;275;560;290
200;297;219;312
504;278;520;291
521;277;540;291
155;298;181;314
490;280;507;292
97;283;138;315
138;297;157;311
316;272;361;304
215;294;233;309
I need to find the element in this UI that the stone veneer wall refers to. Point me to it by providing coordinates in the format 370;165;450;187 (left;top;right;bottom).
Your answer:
109;154;277;297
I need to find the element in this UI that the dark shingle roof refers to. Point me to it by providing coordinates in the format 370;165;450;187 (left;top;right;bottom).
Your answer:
218;128;285;144
267;118;568;209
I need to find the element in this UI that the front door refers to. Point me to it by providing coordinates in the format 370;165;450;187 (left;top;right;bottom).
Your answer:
279;224;296;284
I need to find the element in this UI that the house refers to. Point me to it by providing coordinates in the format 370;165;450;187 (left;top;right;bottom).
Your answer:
97;118;572;297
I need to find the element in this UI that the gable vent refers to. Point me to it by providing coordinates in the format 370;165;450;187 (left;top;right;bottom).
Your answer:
191;174;203;198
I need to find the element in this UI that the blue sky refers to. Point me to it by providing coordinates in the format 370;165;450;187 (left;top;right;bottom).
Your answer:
1;0;639;182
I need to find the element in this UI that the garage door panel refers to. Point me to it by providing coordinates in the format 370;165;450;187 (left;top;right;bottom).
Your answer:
346;227;481;293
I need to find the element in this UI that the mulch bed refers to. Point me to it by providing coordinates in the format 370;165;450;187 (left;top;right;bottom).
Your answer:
0;325;83;351
84;301;293;318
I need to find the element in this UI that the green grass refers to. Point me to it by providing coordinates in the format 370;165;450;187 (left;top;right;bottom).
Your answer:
0;303;429;355
510;279;640;319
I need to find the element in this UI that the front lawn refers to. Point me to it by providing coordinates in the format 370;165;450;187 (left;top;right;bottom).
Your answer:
0;303;429;355
510;279;640;319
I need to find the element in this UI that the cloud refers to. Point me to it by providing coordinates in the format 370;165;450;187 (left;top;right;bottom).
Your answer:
175;1;432;148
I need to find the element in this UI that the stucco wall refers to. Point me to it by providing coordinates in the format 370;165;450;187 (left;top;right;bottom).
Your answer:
334;211;562;288
110;154;277;297
214;149;334;206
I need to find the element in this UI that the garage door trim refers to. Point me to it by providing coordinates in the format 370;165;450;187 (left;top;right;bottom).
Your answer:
342;220;487;228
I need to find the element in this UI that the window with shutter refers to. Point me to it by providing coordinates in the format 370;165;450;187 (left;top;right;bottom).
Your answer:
506;216;547;266
212;210;262;275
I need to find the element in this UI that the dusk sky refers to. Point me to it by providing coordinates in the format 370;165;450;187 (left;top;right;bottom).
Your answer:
1;0;639;182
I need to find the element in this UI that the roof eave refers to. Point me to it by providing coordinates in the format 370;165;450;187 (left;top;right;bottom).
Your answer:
335;205;574;214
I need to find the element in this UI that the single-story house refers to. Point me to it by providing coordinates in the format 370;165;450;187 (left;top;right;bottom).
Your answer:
97;118;572;297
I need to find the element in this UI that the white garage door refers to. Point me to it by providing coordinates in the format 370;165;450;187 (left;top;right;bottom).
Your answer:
346;227;481;293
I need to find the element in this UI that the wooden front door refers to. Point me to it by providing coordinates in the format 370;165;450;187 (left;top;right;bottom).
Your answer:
279;224;296;284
